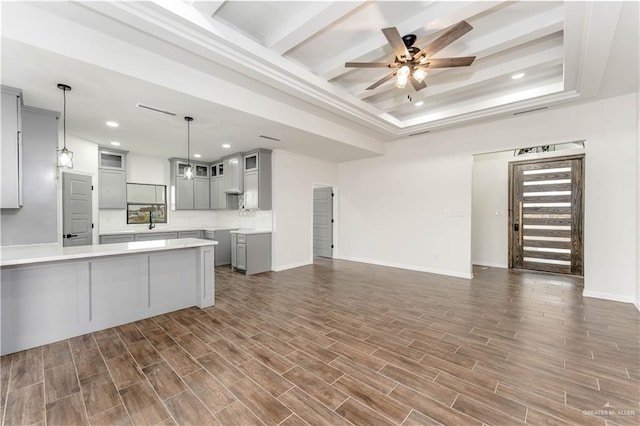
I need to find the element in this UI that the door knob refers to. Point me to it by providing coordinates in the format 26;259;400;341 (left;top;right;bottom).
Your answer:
64;233;78;239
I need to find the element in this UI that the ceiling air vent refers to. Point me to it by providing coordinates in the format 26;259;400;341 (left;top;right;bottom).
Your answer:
136;103;176;116
259;135;280;141
513;106;548;116
409;130;431;137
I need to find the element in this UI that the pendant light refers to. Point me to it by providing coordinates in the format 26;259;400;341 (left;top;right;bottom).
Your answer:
183;116;194;180
56;83;73;168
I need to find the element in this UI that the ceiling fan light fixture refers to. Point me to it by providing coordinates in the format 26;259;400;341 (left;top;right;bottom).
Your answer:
413;68;428;83
512;72;525;80
395;65;410;88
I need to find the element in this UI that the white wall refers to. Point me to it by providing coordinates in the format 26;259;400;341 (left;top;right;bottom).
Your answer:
338;93;639;302
272;149;338;271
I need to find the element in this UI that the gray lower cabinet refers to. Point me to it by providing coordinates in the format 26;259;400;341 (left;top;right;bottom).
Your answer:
205;230;232;266
134;232;178;241
178;230;203;239
99;169;126;209
231;232;271;275
100;234;135;244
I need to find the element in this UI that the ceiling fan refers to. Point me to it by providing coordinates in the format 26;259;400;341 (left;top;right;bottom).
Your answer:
345;21;476;92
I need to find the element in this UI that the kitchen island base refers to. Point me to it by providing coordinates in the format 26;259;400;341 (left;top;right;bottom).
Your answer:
1;244;214;355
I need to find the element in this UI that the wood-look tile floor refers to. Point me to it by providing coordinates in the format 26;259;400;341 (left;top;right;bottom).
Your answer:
2;259;639;425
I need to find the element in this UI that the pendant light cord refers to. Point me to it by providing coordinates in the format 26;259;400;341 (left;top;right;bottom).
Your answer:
187;119;190;165
62;87;67;150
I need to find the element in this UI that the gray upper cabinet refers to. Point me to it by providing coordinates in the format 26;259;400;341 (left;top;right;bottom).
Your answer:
1;86;23;209
170;158;210;210
98;147;128;209
243;149;272;210
223;153;243;194
210;162;226;210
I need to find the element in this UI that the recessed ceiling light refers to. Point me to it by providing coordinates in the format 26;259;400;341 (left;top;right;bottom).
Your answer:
511;73;525;80
222;144;231;149
110;141;121;146
193;154;201;158
106;121;119;127
415;101;424;107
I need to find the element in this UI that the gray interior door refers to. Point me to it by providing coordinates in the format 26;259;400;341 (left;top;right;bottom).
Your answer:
313;187;333;258
62;172;92;247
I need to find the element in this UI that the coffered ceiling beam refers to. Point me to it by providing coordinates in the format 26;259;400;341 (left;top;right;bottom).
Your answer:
267;1;367;55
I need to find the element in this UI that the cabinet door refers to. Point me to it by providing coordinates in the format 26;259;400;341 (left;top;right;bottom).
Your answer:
1;90;21;208
236;243;247;270
217;179;227;209
99;169;126;209
223;156;243;193
135;232;177;241
244;153;258;171
100;234;135;244
210;178;219;210
194;179;210;210
231;233;237;268
176;178;194;210
244;170;259;209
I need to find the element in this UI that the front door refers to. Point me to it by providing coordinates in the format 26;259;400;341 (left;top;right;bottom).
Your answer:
62;172;93;247
509;155;584;275
313;187;333;258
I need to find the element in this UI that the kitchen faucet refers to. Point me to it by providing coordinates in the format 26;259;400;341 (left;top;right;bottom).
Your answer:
149;212;155;230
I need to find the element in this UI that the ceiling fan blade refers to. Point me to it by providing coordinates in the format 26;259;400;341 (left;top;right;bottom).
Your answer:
414;20;473;60
422;56;476;68
366;71;396;90
382;27;412;62
411;79;427;92
345;62;397;68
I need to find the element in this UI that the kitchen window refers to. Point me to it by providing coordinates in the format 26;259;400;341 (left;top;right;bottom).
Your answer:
126;183;167;224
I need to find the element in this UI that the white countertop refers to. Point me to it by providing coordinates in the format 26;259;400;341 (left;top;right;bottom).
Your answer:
0;238;218;267
99;227;237;236
229;229;272;235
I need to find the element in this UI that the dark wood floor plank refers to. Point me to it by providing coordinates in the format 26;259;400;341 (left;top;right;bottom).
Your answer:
42;341;73;369
80;371;121;418
379;364;457;406
9;353;42;390
335;397;396;426
105;353;145;390
44;362;80;404
4;382;44;425
285;350;343;383
182;369;236;411
228;378;291;426
45;392;88;426
95;336;128;360
389;384;481;426
287;336;339;364
165;390;218;425
119;381;170;426
88;404;132;426
334;374;411;423
196;351;245;387
282;366;348;410
243;343;295;374
159;345;200;377
452;395;526;425
126;340;162;368
330;356;397;394
72;347;108;380
236;359;293;397
251;333;296;357
142;361;187;401
278;387;351;426
209;337;255;365
214;400;263;426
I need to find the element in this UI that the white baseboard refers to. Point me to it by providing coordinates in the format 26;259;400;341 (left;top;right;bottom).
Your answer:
472;261;507;269
335;255;473;279
272;260;313;272
582;290;637;304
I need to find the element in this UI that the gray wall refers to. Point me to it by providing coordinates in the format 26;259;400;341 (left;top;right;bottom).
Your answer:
1;106;58;245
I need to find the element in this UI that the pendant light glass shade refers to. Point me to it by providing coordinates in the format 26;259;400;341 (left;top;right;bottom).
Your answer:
56;83;73;169
184;116;194;180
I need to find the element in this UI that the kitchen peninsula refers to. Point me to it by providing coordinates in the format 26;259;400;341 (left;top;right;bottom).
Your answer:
0;238;216;355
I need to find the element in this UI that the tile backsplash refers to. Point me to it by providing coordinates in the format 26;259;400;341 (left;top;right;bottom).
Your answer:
99;208;272;233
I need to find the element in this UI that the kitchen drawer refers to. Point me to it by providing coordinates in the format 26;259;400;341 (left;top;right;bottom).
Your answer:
100;234;135;244
178;230;203;239
134;232;178;241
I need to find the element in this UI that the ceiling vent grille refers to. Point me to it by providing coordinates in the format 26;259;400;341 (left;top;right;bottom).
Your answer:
136;103;176;116
408;130;431;137
513;106;548;116
259;135;280;141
